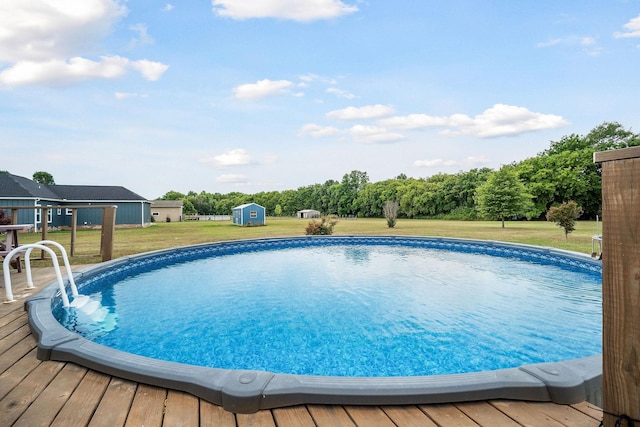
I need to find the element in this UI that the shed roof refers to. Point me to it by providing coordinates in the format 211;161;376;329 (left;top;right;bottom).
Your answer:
151;200;184;208
233;203;264;210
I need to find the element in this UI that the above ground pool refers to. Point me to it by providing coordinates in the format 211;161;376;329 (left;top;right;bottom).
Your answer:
28;236;603;413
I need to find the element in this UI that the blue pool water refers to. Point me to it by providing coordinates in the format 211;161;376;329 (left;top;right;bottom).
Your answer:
55;238;602;377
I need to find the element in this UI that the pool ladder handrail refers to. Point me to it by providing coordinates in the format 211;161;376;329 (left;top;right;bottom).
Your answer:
3;240;79;306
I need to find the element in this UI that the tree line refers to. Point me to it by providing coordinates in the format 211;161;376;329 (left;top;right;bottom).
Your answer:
160;122;639;221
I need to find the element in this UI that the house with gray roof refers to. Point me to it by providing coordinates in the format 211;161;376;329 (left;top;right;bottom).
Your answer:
0;172;151;229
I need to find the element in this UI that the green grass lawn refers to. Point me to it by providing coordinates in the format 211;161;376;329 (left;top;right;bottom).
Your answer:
15;217;601;266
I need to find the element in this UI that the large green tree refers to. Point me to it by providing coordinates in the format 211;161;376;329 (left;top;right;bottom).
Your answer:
475;166;534;228
516;121;640;219
33;171;55;185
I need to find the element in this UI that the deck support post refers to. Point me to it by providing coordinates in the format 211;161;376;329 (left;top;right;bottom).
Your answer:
100;206;116;262
595;146;640;427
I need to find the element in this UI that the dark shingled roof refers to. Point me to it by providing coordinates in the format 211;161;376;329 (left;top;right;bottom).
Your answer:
0;173;147;201
51;185;147;201
0;173;60;199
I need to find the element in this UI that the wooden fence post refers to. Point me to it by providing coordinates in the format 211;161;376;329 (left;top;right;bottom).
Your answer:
595;146;640;427
100;206;117;262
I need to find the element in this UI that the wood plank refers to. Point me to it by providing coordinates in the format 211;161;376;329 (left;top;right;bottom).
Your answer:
419;404;480;427
0;323;31;355
490;400;567;427
307;405;356;427
199;399;237;427
344;406;396;427
272;405;317;427
456;401;521;426
0;292;26;318
572;401;605;420
0;335;36;374
236;409;276;427
124;384;167;427
0;347;41;400
3;360;69;427
382;405;438;427
528;402;601;427
594;145;640;163
89;377;137;427
0;308;26;332
50;369;111;426
163;389;200;427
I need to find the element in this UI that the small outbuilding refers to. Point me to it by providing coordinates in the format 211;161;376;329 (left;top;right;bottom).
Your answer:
232;203;265;226
151;200;184;222
297;209;321;219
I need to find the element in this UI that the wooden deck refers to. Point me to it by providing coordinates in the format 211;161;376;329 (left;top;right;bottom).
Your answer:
1;267;604;426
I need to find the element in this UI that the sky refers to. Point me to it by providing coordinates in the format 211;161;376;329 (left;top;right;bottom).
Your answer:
2;1;640;199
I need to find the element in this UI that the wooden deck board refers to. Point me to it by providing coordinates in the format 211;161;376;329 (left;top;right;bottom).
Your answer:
16;363;89;427
419;403;482;427
0;347;42;399
457;401;522;426
382;405;439;426
307;405;356;427
163;389;201;427
0;267;605;426
199;400;237;427
51;370;111;427
88;378;137;427
2;360;67;427
344;406;397;427
272;405;318;427
123;384;166;427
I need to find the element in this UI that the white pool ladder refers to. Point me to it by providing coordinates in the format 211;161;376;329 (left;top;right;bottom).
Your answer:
3;240;80;306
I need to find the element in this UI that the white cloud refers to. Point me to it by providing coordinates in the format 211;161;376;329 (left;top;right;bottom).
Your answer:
128;24;154;49
0;0;169;87
535;38;562;48
0;0;127;62
203;148;253;167
163;3;174;12
297;123;342;138
535;35;602;56
454;104;568;137
115;92;148;99
414;156;491;169
380;104;567;138
326;104;394;120
348;125;405;144
614;14;640;38
212;0;358;22
414;159;461;168
0;56;168;86
216;174;249;184
378;114;451;130
130;59;170;81
233;79;294;99
326;87;356;99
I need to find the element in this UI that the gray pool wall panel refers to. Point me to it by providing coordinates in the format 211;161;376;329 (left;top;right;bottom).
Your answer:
27;236;603;413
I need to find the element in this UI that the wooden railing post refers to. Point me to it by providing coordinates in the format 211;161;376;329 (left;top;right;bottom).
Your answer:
100;206;116;261
40;207;48;259
70;208;77;257
595;146;640;427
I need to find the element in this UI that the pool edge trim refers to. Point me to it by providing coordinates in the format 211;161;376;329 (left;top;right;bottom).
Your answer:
26;236;603;413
